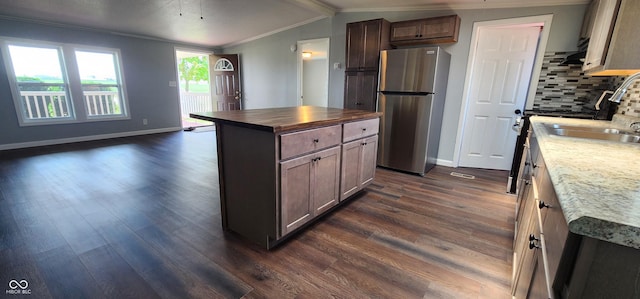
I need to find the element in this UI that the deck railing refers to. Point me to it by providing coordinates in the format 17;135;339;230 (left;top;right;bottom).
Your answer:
85;91;121;116
20;91;122;119
20;91;70;119
180;92;212;116
20;91;211;120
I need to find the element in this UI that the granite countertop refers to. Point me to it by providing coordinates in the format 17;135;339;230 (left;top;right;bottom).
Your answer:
530;115;640;249
191;106;381;133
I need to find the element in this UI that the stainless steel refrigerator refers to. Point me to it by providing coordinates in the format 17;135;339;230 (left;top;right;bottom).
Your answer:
377;47;451;176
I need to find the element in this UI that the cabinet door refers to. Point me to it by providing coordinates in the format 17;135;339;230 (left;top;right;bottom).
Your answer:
579;0;599;43
346;22;365;70
390;20;422;42
340;135;378;200
359;135;378;187
583;0;619;72
526;247;551;299
340;139;362;200
362;20;383;70
513;181;537;295
513;203;541;298
312;146;341;215
280;155;313;235
344;71;378;111
420;15;459;41
346;20;384;71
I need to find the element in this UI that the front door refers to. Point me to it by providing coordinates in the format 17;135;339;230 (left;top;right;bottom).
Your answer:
458;26;540;170
210;54;241;111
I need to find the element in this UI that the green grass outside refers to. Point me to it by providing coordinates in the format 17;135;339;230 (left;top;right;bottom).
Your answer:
180;82;210;93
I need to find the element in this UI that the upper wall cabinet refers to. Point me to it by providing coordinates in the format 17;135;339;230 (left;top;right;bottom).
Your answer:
390;15;461;46
345;19;391;71
583;0;640;75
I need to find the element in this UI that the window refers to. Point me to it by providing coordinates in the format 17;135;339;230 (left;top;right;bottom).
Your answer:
1;38;128;126
7;44;73;121
75;50;126;118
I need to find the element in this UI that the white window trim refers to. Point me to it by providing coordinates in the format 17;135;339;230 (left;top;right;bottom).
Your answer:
0;37;130;126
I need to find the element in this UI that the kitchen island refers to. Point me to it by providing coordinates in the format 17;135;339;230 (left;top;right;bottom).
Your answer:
513;115;640;298
191;106;381;249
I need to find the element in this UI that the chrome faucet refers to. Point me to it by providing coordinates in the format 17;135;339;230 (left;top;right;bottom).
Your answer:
609;71;640;103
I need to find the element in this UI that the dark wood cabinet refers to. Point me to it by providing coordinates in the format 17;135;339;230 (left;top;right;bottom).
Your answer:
344;71;377;112
345;19;390;71
390;15;461;46
344;18;390;111
340;118;379;200
280;146;341;236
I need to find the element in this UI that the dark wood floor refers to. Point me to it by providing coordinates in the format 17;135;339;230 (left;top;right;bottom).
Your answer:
0;130;515;298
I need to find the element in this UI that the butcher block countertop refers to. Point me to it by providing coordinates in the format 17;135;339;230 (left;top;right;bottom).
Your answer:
190;106;382;133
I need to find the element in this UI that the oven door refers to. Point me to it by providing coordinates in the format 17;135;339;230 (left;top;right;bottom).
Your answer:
507;116;530;193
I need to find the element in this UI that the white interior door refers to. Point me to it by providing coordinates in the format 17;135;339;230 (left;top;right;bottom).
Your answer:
458;26;540;170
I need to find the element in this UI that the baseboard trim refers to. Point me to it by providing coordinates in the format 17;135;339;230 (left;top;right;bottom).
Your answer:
435;158;454;167
0;127;183;151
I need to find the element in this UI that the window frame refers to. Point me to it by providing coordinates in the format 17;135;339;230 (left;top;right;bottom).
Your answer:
1;37;130;126
73;46;129;121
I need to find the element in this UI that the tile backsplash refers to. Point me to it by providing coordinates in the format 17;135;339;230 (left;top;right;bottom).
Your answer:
533;52;640;118
533;52;613;112
614;77;640;118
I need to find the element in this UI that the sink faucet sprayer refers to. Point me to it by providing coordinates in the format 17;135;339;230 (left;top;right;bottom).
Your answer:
608;71;640;103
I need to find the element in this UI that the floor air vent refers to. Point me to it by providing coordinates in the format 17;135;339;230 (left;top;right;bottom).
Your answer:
450;172;475;179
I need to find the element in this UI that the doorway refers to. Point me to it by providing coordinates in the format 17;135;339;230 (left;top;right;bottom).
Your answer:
297;38;329;107
455;15;552;170
175;49;213;129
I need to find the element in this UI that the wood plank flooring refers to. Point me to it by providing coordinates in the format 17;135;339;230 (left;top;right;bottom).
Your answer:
0;131;515;298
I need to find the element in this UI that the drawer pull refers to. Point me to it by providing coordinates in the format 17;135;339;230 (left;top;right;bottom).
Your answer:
362;128;367;131
313;139;319;143
529;234;539;242
529;240;540;249
539;201;550;209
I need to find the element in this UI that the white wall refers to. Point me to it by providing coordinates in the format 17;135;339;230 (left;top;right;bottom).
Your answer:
224;5;587;163
303;59;328;106
225;18;332;109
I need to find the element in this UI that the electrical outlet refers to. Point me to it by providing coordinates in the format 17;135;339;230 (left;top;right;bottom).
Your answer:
143;118;148;125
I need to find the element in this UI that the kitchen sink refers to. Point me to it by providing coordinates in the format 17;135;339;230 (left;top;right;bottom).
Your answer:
546;126;640;143
545;124;629;134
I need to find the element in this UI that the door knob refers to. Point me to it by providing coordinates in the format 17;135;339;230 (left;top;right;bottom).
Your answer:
514;109;522;115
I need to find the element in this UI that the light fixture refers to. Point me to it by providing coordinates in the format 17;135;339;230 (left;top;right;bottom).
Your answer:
302;52;312;58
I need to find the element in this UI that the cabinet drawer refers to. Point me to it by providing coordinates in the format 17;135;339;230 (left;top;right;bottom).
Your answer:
280;125;341;160
343;118;379;142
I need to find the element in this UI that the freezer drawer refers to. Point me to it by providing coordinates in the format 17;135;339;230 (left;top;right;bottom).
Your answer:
377;93;441;175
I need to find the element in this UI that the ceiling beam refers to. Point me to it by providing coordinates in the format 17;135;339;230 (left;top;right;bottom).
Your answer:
286;0;336;16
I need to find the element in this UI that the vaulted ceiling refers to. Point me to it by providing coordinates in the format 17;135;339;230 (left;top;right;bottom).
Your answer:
0;0;588;47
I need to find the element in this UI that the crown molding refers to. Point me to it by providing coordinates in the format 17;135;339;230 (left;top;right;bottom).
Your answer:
337;0;589;12
287;0;337;16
